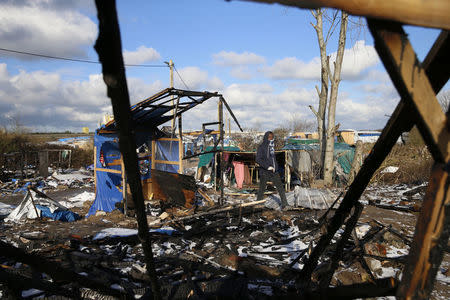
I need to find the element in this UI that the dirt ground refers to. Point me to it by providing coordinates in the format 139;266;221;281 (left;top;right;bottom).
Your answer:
0;185;449;299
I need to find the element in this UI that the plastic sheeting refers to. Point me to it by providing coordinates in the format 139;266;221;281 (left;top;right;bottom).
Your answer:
286;150;312;173
88;133;123;217
154;140;180;173
283;142;355;174
265;186;336;210
198;146;240;168
88;131;182;217
5;191;80;223
36;205;81;222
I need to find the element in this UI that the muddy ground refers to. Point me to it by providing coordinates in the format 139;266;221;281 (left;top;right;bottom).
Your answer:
0;185;449;299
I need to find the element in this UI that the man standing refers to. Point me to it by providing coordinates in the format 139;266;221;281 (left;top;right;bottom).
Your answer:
256;131;288;209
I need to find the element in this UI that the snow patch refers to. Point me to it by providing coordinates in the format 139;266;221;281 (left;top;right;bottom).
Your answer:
59;191;95;208
0;202;16;215
355;224;371;239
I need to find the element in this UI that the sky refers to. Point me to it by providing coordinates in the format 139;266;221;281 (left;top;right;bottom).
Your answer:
0;0;447;133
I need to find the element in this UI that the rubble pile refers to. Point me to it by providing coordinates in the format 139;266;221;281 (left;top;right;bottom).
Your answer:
0;169;94;197
0;182;448;299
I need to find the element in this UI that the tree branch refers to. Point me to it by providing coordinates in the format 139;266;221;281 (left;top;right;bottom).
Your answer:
309;105;320;119
315;85;321;98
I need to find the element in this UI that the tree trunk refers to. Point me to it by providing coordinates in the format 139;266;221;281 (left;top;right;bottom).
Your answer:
323;11;348;185
311;9;329;174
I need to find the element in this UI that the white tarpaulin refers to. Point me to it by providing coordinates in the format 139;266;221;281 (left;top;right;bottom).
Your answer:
5;190;67;223
265;186;337;210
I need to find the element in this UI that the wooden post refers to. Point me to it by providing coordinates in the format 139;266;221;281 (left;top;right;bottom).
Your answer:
366;22;450;299
93;1;161;298
178;116;183;174
243;0;450;30
397;163;450;299
38;151;49;178
121;157;127;216
219;97;224;205
151;140;156;171
178;136;183;174
368;20;449;163
68;149;72;169
285;151;288;191
348;140;363;185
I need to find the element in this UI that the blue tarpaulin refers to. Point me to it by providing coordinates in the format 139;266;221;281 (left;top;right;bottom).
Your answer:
154;140;180;173
36;205;81;222
88;131;182;217
87;133;124;217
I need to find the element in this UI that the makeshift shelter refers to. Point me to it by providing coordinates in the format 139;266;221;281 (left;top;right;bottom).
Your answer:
197;148;288;191
88;88;225;216
282;142;355;185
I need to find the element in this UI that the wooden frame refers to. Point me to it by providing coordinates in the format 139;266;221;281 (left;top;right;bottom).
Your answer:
298;20;449;300
242;0;450;30
151;137;183;174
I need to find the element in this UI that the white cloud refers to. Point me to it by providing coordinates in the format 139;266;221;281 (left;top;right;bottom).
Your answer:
174;66;224;91
263;40;379;81
182;83;317;130
0;1;97;59
0;63;165;132
212;51;266;66
229;66;253;80
123;46;161;65
262;56;321;80
338;40;379;79
212;51;266;80
335;93;399;130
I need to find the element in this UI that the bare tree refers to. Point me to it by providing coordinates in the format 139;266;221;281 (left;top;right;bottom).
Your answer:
288;113;315;132
309;9;348;185
273;126;289;150
323;11;348;185
309;9;337;172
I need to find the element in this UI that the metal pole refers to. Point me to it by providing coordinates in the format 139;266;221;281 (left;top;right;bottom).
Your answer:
219;97;224;205
169;60;176;131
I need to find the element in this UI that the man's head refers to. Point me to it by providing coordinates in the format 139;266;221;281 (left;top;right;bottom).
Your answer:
267;131;274;141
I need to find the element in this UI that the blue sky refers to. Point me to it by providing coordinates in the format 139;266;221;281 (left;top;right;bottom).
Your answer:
0;0;446;132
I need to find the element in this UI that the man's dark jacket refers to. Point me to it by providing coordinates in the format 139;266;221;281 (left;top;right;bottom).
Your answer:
256;131;278;174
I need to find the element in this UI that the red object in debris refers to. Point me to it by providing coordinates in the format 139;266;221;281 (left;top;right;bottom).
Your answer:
100;150;106;167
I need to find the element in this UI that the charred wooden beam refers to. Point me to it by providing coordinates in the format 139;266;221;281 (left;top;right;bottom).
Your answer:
0;240;126;298
368;20;449;163
0;268;75;298
220;96;243;132
366;20;450;300
93;1;161;298
319;203;363;288
305;277;398;300
240;0;450;30
299;19;449;284
149;199;266;227
397;163;450;299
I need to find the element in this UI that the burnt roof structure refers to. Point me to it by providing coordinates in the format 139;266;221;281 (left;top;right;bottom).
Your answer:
100;88;222;132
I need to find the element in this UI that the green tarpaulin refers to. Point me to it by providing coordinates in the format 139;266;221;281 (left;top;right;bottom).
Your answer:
197;146;240;168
